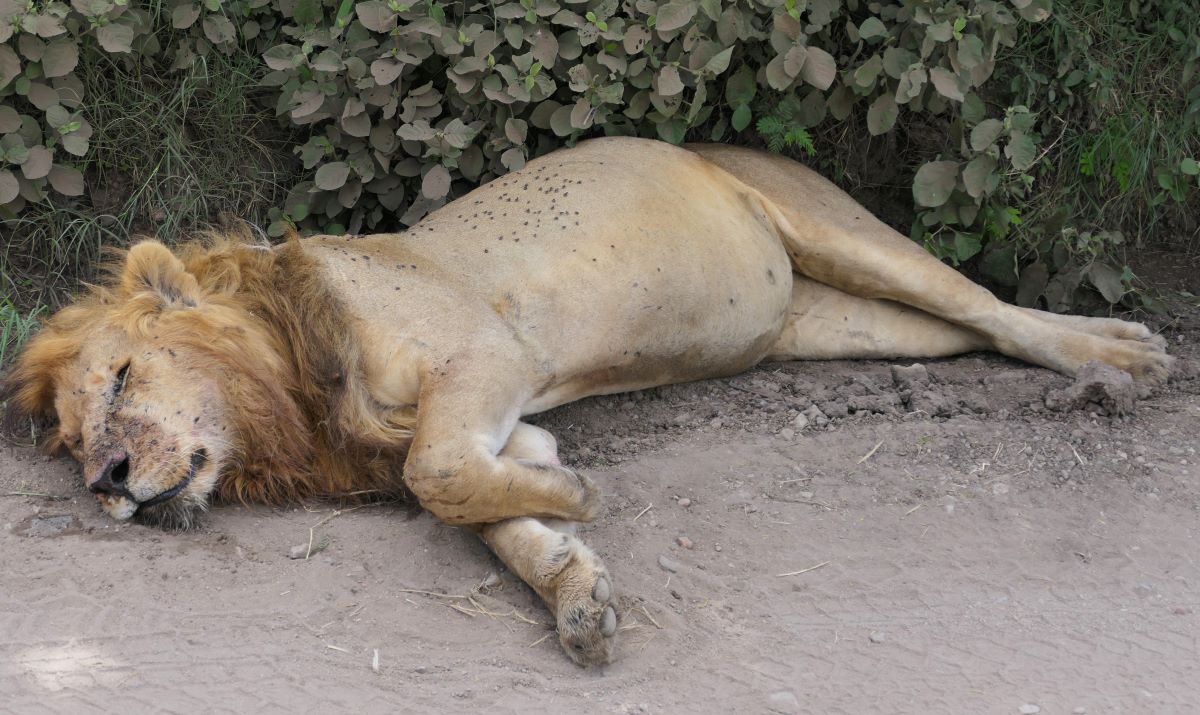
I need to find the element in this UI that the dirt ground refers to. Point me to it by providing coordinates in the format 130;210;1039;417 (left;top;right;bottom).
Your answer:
2;279;1199;713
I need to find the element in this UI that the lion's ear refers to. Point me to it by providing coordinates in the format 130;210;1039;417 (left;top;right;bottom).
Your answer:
121;241;201;308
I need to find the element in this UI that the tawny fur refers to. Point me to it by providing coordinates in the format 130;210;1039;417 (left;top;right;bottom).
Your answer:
0;138;1172;666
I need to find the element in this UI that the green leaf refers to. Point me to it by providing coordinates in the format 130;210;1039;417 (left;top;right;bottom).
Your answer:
0;168;18;204
0;106;20;133
172;4;201;29
956;35;984;70
20;144;51;179
853;54;882;88
61;134;88;156
657;65;684;96
1005;131;1037;171
41;40;78;78
731;103;751;131
203;15;236;44
724;65;756;105
1087;262;1126;303
800;47;836;91
1181;158;1199;176
929;67;964;101
962;155;997;198
315;161;351;190
47;164;83;195
45;104;70;128
961;93;985;124
703;46;733;75
953;232;982;262
969;119;1003;151
866;93;897;136
765;54;792;91
355;1;397;33
656;117;687;145
96;24;135;54
0;45;21;89
421;163;451;199
858;17;887;40
656;1;698;32
913;160;958;207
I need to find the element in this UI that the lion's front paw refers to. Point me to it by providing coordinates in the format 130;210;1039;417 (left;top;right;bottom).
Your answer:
551;540;617;666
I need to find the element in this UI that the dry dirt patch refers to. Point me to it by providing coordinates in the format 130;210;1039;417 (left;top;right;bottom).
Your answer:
2;311;1198;713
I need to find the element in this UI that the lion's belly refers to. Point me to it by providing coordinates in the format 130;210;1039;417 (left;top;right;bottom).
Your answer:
513;210;793;413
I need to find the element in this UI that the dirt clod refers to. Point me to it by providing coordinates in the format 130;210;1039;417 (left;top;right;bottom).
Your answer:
677;536;694;549
1044;360;1138;416
890;363;930;390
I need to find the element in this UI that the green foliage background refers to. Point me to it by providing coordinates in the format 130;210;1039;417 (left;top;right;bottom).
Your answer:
1;0;1198;324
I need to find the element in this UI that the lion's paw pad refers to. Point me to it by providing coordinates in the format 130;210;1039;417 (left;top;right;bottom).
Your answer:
555;553;617;666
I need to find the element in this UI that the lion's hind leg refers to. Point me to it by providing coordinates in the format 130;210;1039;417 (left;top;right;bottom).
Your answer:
479;423;618;666
693;145;1172;383
766;275;989;360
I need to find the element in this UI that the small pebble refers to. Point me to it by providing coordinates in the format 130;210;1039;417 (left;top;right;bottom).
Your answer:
714;544;722;552
677;536;694;549
287;544;309;560
868;631;886;644
678;498;691;508
1019;705;1041;714
658;554;681;572
480;571;501;589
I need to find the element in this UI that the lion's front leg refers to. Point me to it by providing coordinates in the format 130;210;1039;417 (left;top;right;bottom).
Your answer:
402;370;600;525
466;422;618;665
475;422;618;666
481;516;617;666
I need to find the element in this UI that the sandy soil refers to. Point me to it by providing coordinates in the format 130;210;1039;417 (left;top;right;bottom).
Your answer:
2;299;1198;713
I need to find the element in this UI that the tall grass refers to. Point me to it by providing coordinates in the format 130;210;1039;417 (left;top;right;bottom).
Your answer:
1006;0;1200;252
0;299;43;368
0;15;300;324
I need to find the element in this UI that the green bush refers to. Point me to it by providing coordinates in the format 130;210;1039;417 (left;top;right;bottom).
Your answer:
2;0;1197;316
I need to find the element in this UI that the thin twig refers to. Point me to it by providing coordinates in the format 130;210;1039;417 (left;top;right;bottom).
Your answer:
1071;445;1086;466
857;441;884;464
632;503;653;522
528;634;551;648
396;588;469;600
2;491;69;500
776;560;831;578
904;504;923;516
638;606;663;630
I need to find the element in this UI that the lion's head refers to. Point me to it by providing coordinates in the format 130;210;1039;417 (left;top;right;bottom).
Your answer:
2;239;348;528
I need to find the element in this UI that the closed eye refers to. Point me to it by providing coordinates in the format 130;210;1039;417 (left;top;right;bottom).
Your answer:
114;361;130;395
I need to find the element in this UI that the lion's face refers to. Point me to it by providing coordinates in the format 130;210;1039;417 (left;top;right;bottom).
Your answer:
53;321;229;527
4;241;252;529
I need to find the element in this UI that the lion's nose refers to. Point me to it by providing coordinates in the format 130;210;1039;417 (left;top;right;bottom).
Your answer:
89;453;130;495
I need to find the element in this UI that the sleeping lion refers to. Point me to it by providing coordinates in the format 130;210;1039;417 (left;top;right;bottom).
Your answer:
2;138;1172;666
